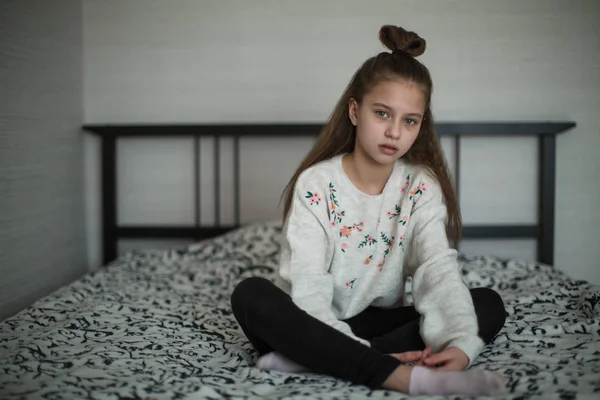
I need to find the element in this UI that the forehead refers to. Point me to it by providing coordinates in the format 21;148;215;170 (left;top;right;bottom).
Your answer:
363;80;426;112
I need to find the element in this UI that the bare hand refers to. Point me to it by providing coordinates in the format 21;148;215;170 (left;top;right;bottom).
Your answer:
421;346;469;371
389;346;432;366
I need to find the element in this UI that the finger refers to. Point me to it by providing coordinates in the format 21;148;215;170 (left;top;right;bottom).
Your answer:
423;353;449;366
421;346;432;359
390;351;423;363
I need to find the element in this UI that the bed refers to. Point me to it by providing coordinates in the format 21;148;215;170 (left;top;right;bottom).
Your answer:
2;122;599;400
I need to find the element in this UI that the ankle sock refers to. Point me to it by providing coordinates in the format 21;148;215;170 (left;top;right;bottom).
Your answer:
256;352;309;373
409;366;508;396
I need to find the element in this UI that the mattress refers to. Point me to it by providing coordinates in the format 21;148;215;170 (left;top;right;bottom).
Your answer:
1;222;599;399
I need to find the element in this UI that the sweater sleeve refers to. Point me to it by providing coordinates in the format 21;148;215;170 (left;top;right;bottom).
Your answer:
278;176;370;346
404;175;484;367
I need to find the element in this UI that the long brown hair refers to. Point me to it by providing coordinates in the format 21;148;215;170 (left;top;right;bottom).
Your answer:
281;25;462;243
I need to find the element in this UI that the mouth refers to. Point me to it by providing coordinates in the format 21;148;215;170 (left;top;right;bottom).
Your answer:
379;144;399;155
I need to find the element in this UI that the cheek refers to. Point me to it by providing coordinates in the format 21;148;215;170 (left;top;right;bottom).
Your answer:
355;127;369;146
403;128;420;146
357;115;383;136
355;120;376;141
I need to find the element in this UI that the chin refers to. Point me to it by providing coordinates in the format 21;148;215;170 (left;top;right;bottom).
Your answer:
369;153;399;166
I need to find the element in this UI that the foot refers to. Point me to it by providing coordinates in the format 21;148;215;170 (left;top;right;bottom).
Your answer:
256;352;309;373
409;366;508;396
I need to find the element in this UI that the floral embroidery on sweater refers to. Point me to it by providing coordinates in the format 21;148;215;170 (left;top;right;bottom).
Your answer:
331;211;345;225
401;174;411;193
345;278;356;289
305;191;322;205
328;183;345;225
377;232;395;271
358;235;377;248
340;223;363;252
380;232;394;255
339;222;363;238
387;204;402;219
409;182;427;202
398;235;406;252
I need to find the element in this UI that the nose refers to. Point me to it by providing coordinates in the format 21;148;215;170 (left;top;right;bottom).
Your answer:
386;120;402;139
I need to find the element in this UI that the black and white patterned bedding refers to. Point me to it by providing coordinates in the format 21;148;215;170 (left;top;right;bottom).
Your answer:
1;222;599;400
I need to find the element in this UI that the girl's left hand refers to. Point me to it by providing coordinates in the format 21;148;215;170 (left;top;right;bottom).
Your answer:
389;346;432;365
421;346;469;371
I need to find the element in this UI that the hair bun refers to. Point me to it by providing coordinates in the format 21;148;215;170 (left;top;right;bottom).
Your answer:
379;25;426;57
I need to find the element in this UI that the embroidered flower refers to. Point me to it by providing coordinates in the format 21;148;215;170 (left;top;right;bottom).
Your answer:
305;191;322;205
398;235;406;252
341;243;348;253
401;174;411;193
399;215;409;226
329;182;336;194
328;183;344;223
358;235;377;248
332;211;344;224
388;204;401;219
364;255;373;265
409;182;427;201
339;225;353;238
345;279;356;289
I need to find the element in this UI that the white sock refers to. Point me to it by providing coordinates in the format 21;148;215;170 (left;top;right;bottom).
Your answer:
256;352;309;373
409;366;508;396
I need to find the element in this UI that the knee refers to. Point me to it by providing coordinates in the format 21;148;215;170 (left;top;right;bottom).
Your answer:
231;276;271;307
472;288;507;333
231;276;276;317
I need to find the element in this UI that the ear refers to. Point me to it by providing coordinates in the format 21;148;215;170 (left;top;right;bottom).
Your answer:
348;98;358;126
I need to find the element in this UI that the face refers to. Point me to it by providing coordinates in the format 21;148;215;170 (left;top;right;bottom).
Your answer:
349;79;426;166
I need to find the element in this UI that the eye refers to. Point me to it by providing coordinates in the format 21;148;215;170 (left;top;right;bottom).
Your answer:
405;118;418;125
376;110;389;118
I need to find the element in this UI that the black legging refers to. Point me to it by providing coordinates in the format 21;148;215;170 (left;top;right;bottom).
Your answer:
231;276;506;388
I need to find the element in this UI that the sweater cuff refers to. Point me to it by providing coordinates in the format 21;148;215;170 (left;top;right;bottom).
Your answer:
446;336;485;368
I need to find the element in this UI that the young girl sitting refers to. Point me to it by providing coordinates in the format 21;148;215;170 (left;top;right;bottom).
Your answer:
231;24;507;396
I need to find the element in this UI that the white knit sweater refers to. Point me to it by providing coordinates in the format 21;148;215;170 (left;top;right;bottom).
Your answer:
275;154;484;365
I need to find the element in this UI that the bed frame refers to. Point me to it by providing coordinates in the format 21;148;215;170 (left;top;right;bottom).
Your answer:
83;122;575;267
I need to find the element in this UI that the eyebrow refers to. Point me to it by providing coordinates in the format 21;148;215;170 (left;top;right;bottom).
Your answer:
371;102;423;118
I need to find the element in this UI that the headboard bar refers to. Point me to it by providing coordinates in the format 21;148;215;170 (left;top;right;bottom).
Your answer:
84;122;575;138
83;122;575;266
539;134;557;265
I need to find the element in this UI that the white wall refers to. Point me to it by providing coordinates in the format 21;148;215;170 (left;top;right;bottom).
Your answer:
0;0;86;321
83;0;600;285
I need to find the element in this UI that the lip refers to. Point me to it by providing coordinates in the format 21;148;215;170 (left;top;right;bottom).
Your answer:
379;144;398;155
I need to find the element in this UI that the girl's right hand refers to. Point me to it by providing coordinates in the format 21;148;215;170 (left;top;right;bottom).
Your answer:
389;346;432;365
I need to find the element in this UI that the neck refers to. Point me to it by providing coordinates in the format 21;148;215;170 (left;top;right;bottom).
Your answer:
343;151;395;195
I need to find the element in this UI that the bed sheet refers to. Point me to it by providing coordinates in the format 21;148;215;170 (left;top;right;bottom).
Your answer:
1;222;599;399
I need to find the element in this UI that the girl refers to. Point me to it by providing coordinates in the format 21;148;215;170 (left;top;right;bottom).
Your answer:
231;25;507;396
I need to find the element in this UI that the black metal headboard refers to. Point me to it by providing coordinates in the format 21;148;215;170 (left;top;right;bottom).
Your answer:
83;122;575;266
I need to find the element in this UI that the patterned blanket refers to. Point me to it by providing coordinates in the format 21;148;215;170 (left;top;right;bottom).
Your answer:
1;222;599;399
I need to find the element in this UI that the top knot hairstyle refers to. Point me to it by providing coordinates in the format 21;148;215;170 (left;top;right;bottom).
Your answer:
282;25;462;243
379;25;426;57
